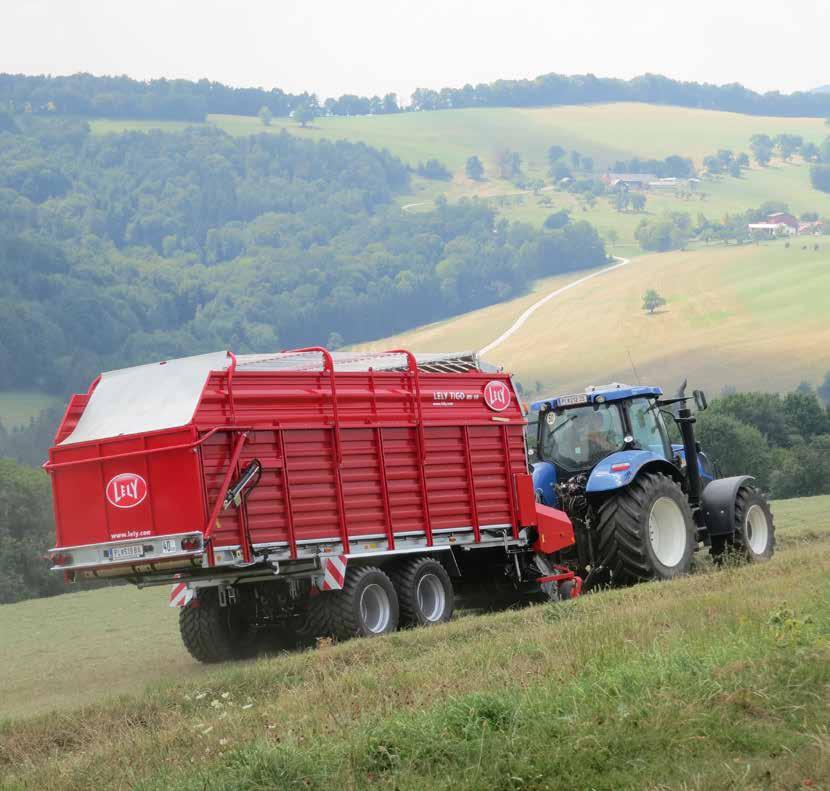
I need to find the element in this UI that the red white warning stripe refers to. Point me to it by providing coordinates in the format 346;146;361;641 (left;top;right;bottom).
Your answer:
320;555;347;591
168;582;194;608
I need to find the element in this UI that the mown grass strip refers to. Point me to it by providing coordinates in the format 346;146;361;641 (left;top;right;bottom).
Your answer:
2;541;828;790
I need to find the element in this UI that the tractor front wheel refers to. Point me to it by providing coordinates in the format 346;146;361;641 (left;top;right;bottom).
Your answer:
596;472;696;585
711;486;775;563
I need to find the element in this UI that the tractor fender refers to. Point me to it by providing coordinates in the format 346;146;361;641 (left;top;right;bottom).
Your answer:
701;475;754;536
586;450;682;494
531;461;558;507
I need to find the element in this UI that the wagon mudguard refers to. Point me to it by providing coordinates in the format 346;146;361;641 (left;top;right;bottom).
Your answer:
585;450;681;494
701;475;754;536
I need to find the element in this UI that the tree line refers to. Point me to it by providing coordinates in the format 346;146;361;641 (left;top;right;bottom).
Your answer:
5;71;830;124
411;72;830;118
0;115;607;396
697;382;830;500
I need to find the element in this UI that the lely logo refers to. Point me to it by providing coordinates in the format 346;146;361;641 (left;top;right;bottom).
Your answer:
483;380;511;412
106;473;148;509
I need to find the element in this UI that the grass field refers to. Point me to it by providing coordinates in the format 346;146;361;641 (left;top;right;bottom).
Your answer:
0;495;828;789
359;239;830;397
0;391;59;429
88;103;830;253
89;103;829;171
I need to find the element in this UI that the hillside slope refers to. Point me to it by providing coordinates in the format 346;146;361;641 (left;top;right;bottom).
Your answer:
360;240;830;396
91;103;830;251
1;496;828;790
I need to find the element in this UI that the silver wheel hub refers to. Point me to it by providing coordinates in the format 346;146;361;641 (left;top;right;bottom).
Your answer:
359;583;391;633
745;504;770;555
648;497;687;568
416;573;446;622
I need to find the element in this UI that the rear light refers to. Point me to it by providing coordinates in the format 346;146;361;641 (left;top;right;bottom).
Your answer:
610;463;631;472
51;552;74;566
181;537;202;551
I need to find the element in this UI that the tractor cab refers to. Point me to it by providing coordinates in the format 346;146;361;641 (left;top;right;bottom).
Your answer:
537;385;669;473
530;384;671;505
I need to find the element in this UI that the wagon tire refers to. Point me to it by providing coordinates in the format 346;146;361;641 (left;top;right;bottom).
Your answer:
392;557;454;627
179;588;259;663
326;566;399;640
596;471;696;585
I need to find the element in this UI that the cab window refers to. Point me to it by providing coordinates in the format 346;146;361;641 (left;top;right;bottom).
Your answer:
627;397;670;459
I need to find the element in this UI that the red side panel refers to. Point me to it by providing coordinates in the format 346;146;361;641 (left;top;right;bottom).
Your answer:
192;369;531;550
514;473;538;528
49;427;206;549
533;504;575;555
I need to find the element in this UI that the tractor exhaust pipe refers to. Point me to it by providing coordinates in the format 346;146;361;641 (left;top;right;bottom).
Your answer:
676;404;702;508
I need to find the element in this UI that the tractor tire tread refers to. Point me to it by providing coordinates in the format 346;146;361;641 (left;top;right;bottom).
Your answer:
596;471;693;584
733;485;776;560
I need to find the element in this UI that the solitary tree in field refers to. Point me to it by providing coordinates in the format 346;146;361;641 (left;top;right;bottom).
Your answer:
547;145;565;166
642;289;667;314
294;102;317;128
258;105;273;127
605;228;619;249
465;155;484;180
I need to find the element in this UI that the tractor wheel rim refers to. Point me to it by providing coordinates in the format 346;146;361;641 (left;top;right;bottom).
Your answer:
745;504;770;555
648;497;687;567
416;573;446;622
359;583;391;633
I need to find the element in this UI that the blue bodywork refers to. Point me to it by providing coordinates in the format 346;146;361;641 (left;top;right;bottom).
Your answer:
530;383;714;506
533;384;663;411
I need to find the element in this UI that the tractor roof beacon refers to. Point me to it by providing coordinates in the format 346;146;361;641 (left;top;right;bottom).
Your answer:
529;382;775;589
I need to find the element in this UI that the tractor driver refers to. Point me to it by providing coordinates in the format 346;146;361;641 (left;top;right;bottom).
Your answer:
584;408;618;459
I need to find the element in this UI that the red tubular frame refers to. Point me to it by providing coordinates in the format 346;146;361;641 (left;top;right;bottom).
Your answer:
536;567;583;598
203;432;249;565
226;351;238;424
279;347;349;552
42;426;251;471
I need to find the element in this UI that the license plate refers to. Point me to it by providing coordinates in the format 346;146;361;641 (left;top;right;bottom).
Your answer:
558;393;589;406
110;544;144;561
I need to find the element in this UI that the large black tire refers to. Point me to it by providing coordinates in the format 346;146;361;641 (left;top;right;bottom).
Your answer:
179;588;259;663
596;472;696;585
711;486;775;563
391;557;455;627
325;566;399;640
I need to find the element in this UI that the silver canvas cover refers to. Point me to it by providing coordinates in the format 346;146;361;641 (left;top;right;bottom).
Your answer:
60;351;229;445
60;349;496;445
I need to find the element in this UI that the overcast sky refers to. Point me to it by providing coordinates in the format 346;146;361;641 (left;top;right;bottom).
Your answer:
3;0;827;101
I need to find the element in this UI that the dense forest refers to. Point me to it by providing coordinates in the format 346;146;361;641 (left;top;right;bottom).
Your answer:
0;114;606;395
4;71;830;123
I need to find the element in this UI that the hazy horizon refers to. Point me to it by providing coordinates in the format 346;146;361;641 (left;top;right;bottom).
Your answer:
2;1;828;103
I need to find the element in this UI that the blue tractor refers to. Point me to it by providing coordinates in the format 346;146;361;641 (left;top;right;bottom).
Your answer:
528;383;775;588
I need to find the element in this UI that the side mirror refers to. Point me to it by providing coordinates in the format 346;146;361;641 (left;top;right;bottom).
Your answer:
693;390;708;411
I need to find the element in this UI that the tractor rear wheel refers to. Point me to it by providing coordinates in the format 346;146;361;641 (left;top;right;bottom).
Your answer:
392;557;454;627
596;472;696;585
179;588;260;663
326;566;399;640
711;486;775;563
